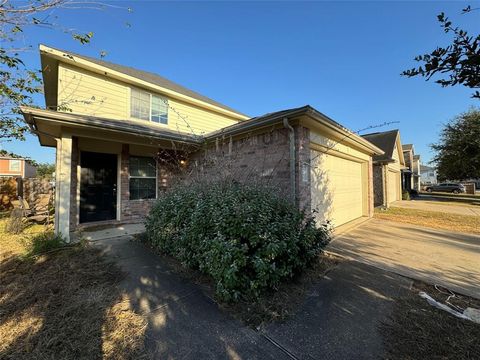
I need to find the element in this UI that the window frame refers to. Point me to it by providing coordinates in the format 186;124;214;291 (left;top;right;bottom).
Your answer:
8;159;21;172
128;156;158;201
129;88;168;125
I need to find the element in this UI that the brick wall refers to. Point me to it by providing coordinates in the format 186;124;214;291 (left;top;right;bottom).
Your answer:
295;126;311;211
185;126;295;200
372;164;384;207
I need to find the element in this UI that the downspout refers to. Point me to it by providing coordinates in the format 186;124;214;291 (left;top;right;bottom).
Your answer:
283;117;296;204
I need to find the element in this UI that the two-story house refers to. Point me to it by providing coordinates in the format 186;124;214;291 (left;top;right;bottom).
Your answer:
420;165;437;186
362;130;405;207
22;45;383;241
0;156;37;178
401;144;421;191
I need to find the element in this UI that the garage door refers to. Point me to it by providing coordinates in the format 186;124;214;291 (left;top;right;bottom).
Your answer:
387;170;400;204
311;150;365;227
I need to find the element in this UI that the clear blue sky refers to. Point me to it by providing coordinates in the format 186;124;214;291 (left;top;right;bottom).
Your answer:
3;1;479;164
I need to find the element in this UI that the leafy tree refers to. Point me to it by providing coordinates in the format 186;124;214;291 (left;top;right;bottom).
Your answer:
0;0;130;141
432;108;480;180
36;163;56;179
402;6;480;98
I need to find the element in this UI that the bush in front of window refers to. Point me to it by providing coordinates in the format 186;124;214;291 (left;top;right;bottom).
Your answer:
145;181;331;302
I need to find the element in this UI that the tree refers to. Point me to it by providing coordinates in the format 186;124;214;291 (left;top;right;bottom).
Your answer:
0;0;130;141
402;6;480;99
36;163;55;179
432;108;480;181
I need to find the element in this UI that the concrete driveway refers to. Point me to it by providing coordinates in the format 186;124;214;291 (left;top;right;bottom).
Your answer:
391;199;480;216
329;218;480;299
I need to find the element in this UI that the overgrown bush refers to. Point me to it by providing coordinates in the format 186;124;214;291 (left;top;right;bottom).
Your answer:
145;181;330;302
26;231;66;257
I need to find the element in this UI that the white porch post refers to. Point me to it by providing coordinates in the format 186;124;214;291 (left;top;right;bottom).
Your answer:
55;134;72;242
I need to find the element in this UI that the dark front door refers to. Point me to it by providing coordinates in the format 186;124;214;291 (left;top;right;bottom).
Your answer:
80;151;117;223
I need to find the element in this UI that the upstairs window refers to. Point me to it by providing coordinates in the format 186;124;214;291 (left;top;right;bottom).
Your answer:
9;159;20;172
130;88;168;124
129;156;157;200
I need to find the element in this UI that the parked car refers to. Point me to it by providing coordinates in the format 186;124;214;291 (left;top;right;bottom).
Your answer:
425;183;466;194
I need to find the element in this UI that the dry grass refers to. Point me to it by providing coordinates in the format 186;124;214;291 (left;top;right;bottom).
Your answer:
381;281;480;359
374;207;480;235
0;218;149;359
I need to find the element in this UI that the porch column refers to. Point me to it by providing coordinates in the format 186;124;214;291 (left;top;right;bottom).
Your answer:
55;134;72;242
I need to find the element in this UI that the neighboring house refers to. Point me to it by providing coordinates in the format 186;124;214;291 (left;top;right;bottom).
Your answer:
0;157;37;178
420;165;437;185
362;130;405;207
401;144;420;191
22;45;383;241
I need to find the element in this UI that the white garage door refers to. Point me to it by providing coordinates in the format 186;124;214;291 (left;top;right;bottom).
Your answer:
311;150;365;227
387;170;400;204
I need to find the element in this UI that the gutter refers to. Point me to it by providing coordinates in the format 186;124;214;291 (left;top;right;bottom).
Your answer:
283;117;296;203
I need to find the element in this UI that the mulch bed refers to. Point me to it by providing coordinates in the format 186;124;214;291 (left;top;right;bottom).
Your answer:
381;281;480;359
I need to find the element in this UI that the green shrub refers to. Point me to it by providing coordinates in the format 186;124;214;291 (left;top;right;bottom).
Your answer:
26;231;66;256
402;190;411;201
145;181;330;302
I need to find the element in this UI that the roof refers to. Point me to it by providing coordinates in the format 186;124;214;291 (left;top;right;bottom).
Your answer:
413;154;420;160
21;107;201;146
420;164;435;172
361;129;399;162
207;105;384;155
22;105;384;155
41;45;248;117
402;144;413;151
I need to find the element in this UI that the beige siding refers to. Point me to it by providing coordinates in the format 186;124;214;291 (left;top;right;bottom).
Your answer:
167;97;239;135
58;63;129;120
57;63;240;134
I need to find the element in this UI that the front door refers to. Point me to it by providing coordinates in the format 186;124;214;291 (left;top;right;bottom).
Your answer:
80;151;117;223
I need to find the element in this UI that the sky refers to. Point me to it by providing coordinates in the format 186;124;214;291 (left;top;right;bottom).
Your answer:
3;0;480;164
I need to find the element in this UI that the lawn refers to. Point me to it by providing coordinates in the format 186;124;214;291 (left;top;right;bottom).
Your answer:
0;217;149;359
374;207;480;235
381;281;480;359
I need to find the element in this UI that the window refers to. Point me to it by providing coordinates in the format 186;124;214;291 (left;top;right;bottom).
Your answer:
130;88;168;124
9;159;20;172
129;156;157;200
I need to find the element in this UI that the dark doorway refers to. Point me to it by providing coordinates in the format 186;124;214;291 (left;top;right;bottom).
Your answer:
80;151;117;223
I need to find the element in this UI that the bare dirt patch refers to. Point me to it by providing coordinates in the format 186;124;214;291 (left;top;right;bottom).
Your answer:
381;281;480;359
374;207;480;235
0;219;149;359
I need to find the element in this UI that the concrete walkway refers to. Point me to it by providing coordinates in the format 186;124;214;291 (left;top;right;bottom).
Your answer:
94;236;412;359
330;218;480;299
391;199;480;216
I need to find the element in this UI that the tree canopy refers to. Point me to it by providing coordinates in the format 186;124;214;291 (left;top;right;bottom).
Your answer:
432;108;480;181
402;6;480;99
0;0;130;141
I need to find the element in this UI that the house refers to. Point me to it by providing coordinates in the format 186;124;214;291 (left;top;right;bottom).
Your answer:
22;45;383;241
361;130;405;207
0;156;37;178
420;164;437;186
401;144;420;191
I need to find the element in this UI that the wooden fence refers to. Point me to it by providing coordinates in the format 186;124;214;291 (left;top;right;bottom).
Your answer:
0;177;53;210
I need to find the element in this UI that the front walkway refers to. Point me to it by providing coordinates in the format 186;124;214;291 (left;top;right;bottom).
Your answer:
94;235;411;359
329;218;480;299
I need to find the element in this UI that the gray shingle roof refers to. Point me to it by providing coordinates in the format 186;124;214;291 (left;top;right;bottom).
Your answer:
49;46;247;117
402;144;413;151
361;129;399;162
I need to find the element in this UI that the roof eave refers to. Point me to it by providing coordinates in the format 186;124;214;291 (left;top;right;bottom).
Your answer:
21;107;202;145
